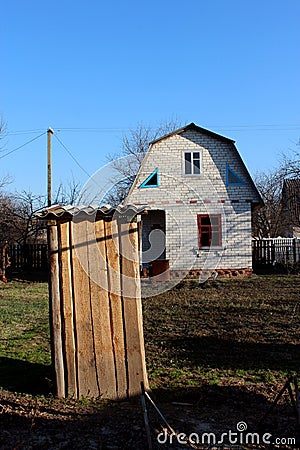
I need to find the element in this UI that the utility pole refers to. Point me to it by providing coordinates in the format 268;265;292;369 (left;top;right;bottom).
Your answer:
47;128;54;206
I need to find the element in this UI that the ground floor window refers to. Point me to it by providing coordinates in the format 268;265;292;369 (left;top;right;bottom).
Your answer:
197;214;222;247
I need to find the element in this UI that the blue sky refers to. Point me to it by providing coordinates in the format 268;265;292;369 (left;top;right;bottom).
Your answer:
1;0;300;197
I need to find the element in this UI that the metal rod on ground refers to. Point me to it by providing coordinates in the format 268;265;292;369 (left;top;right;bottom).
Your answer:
259;377;293;426
293;376;300;425
141;382;152;450
144;391;198;449
259;376;300;427
144;390;177;437
287;381;298;417
145;390;202;449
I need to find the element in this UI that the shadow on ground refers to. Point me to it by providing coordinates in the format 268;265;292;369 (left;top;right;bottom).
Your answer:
166;336;300;373
7;271;49;282
0;357;52;395
0;359;299;449
0;382;299;449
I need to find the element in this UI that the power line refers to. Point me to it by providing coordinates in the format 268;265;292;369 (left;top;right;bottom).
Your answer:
209;124;300;128
56;127;130;133
53;132;92;179
0;131;46;159
215;126;300;132
6;129;45;136
0;128;93;180
5;127;127;135
4;124;300;136
56;125;300;133
1;124;298;161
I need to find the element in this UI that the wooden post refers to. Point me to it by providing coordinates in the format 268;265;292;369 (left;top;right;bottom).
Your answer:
1;243;9;282
271;241;275;264
58;220;77;397
48;221;65;397
47;128;54;207
293;238;297;264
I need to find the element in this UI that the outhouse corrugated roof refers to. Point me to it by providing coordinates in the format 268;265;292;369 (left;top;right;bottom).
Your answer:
36;204;148;220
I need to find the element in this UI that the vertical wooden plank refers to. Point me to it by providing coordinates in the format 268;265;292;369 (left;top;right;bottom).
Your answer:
58;220;77;397
36;245;39;269
271;241;275;264
104;219;128;399
86;217;117;399
48;222;65;397
18;245;21;269
34;244;37;269
71;217;99;398
293;238;297;264
38;244;42;270
14;245;17;270
119;219;149;397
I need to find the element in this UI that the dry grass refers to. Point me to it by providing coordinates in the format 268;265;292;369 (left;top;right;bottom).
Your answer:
0;275;300;448
143;275;300;391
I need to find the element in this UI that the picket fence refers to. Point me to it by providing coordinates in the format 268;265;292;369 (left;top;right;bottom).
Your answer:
8;243;48;272
252;238;300;267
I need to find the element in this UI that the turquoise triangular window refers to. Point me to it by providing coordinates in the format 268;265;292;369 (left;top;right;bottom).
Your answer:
226;165;245;186
139;168;159;188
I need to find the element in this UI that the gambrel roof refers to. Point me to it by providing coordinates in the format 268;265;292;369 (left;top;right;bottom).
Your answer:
150;122;235;145
131;122;263;206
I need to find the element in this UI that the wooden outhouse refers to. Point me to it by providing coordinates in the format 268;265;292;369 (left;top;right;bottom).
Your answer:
38;205;148;399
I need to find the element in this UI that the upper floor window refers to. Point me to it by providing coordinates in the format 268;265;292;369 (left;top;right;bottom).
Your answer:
226;165;245;186
139;168;159;188
183;151;201;175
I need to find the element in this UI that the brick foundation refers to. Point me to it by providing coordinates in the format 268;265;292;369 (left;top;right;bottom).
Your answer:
169;268;253;279
142;268;253;280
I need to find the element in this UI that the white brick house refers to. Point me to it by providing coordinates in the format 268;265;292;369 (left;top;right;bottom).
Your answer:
125;123;263;278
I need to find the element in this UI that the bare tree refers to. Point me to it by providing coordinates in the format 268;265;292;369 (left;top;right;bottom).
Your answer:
279;146;300;179
0;117;7;150
0;191;46;245
0;119;12;189
105;117;182;205
252;142;300;238
0;121;83;245
0;177;82;246
0;175;12;190
53;177;82;206
252;171;284;238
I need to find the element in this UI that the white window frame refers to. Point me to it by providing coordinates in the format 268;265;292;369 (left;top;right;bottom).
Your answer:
182;150;202;176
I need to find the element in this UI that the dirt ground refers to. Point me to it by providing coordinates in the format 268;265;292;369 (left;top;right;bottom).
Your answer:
1;275;300;449
0;383;299;449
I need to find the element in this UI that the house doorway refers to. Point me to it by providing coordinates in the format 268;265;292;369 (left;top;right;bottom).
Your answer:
140;210;167;274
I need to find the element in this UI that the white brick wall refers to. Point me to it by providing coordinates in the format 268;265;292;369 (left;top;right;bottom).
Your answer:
127;129;260;271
